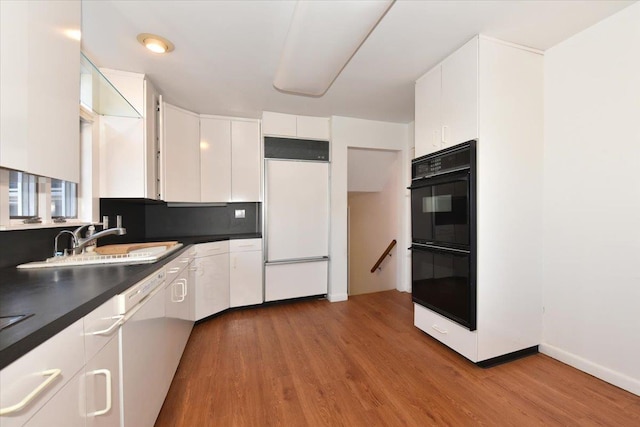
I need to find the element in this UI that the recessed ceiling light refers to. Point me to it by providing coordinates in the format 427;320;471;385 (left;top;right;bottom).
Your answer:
137;33;174;54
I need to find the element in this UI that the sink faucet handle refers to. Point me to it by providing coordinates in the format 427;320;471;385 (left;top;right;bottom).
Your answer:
102;215;109;230
116;215;122;228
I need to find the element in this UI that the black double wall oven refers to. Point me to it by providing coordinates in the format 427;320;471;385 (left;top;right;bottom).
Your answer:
410;140;477;330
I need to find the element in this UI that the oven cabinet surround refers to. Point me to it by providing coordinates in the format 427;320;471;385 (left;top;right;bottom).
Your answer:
99;69;160;199
199;116;261;202
415;38;477;157
262;111;330;141
413;35;543;363
0;0;80;182
161;104;262;203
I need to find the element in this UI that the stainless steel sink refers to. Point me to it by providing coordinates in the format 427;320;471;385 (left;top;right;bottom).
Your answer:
16;243;183;269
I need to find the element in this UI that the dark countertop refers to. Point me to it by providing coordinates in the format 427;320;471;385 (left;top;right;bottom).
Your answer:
0;233;261;370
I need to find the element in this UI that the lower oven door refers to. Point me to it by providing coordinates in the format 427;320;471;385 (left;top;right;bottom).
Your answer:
411;244;476;330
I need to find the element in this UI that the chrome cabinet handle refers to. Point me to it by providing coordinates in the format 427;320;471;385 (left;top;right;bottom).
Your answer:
89;316;123;336
0;369;62;415
87;369;112;417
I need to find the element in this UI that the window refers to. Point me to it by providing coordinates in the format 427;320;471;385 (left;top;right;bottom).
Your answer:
9;171;38;218
51;179;78;219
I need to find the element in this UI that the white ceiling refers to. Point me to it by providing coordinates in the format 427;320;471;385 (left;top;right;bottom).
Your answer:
81;0;635;124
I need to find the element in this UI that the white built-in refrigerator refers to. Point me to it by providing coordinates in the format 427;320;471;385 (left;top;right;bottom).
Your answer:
264;158;329;301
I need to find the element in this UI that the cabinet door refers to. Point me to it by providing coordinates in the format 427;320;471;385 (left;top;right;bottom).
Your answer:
144;78;160;199
0;320;84;427
231;120;261;201
415;66;442;157
85;337;120;427
230;250;263;307
24;370;84;427
100;116;146;197
200;117;231;202
165;267;193;380
441;38;478;148
262;111;296;137
296;116;330;140
0;0;80;182
163;103;201;202
195;252;230;320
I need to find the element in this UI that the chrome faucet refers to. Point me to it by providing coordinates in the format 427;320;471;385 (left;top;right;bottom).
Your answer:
72;215;126;254
53;215;127;256
53;230;77;257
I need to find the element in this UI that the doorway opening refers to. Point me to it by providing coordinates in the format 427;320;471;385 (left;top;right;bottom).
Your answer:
347;148;402;296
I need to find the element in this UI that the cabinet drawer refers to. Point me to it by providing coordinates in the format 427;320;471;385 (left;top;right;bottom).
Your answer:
195;240;229;257
414;304;478;362
0;319;84;427
84;296;120;361
230;238;261;252
165;250;193;279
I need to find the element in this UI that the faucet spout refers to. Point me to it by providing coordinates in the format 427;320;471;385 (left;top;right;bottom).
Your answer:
73;227;126;254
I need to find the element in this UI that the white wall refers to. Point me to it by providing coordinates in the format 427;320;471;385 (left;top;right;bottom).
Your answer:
542;2;640;395
329;117;411;301
348;152;401;295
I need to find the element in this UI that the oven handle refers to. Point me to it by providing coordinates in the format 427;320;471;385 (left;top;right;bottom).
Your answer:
408;172;469;190
411;165;470;182
409;243;470;255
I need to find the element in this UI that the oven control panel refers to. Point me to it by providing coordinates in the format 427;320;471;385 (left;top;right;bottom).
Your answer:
412;142;472;179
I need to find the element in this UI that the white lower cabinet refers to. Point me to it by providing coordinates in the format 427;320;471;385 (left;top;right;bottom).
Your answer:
194;241;230;320
0;320;84;427
84;338;120;427
24;369;85;427
230;239;263;308
164;261;194;384
84;296;121;427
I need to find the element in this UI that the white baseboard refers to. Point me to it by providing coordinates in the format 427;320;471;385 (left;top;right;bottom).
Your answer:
540;343;640;396
327;293;348;302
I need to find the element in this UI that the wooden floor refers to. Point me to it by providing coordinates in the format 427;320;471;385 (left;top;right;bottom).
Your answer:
156;291;640;426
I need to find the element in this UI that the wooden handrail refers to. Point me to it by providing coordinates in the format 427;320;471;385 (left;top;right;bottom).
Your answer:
370;239;397;273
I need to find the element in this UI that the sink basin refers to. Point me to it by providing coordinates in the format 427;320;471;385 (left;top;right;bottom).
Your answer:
16;243;183;269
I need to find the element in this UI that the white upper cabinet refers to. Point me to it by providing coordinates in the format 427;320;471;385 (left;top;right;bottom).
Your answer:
200;117;261;202
0;0;80;182
441;39;478;148
162;103;201;202
414;37;478;157
200;117;232;202
414;66;442;157
99;70;160;199
262;112;297;137
296;115;331;140
231;120;261;201
262;111;330;140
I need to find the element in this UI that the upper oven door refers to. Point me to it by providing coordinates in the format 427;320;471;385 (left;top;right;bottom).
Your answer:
410;170;470;248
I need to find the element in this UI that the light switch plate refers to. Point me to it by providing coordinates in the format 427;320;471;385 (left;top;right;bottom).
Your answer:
235;209;245;219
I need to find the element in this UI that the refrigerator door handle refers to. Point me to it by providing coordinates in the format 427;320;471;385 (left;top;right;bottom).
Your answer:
266;256;329;266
